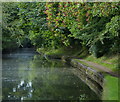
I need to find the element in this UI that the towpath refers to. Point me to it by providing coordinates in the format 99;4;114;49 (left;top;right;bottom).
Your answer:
79;59;120;78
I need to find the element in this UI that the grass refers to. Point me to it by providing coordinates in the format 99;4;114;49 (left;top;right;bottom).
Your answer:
102;75;119;101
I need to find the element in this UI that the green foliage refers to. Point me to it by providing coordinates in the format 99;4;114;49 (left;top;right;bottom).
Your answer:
17;2;47;48
2;3;20;50
2;2;120;58
45;2;119;57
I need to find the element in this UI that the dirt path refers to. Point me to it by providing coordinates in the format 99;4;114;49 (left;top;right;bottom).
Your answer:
79;59;120;78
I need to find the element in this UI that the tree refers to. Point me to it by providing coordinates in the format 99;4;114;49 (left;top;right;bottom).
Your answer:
2;2;20;50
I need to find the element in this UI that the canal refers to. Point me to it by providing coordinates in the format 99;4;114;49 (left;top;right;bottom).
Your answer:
2;48;100;101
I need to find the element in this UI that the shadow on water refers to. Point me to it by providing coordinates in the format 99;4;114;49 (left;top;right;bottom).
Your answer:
2;48;101;102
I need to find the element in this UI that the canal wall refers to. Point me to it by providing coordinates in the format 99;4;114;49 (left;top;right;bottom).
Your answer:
69;59;104;97
70;59;104;87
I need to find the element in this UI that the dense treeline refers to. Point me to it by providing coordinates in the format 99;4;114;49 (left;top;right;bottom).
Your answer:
2;2;120;57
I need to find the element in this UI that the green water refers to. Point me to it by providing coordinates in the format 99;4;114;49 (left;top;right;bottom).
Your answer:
2;48;100;101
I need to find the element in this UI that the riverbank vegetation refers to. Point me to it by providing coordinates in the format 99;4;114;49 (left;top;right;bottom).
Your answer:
2;2;120;101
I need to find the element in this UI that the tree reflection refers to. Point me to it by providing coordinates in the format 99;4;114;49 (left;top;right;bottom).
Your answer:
2;53;99;101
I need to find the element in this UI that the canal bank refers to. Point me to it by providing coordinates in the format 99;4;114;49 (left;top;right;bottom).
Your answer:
69;59;119;101
37;48;119;101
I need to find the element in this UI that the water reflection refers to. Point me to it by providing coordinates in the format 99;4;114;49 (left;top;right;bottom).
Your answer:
2;48;100;101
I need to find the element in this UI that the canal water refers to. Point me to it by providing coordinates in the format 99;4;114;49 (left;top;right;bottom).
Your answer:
2;48;100;101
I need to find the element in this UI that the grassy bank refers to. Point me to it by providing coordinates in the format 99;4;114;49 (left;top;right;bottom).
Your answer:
102;75;119;100
37;47;118;71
